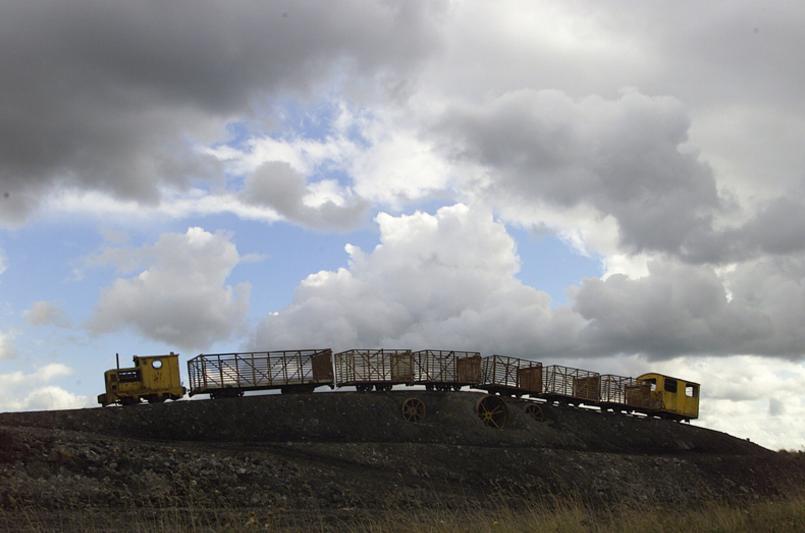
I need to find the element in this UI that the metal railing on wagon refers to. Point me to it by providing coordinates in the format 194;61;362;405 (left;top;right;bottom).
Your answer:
412;350;482;391
599;374;637;410
478;355;543;396
542;364;601;404
333;349;414;391
187;349;334;398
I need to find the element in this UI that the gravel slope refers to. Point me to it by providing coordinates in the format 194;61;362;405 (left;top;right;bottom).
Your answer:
1;391;802;530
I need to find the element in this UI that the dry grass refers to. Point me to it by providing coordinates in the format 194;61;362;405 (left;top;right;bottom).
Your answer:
2;493;804;532
352;495;805;533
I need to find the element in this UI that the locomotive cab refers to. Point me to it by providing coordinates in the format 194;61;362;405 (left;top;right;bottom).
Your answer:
98;353;186;406
626;372;699;421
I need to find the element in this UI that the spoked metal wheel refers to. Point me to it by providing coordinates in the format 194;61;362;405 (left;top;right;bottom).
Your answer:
524;403;544;422
476;395;508;429
402;398;426;422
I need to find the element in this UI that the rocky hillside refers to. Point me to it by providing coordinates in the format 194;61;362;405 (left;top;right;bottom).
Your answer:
1;391;803;530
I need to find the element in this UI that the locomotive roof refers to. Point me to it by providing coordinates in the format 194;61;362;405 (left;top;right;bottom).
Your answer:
637;372;700;387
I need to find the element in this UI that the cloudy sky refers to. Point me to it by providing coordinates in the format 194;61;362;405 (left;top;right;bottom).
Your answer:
1;1;803;450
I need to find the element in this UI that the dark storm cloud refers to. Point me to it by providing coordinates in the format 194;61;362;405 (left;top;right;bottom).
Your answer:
734;198;805;257
0;0;443;224
573;257;805;359
242;161;368;230
439;89;724;257
438;87;805;265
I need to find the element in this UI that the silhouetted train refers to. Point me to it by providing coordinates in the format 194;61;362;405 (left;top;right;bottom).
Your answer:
98;349;700;422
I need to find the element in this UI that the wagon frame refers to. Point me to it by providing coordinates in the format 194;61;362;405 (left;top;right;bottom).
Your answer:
477;355;543;396
412;349;482;391
333;349;414;391
186;349;334;398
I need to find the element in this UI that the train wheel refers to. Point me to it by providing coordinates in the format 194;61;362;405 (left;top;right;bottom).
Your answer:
147;396;166;404
524;403;544;422
476;395;507;429
401;398;426;422
121;397;139;406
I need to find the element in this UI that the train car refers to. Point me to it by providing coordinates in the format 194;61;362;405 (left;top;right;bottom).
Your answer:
333;349;413;391
625;373;700;421
478;355;542;396
599;374;636;411
412;350;482;391
98;353;185;406
541;365;601;404
186;349;333;398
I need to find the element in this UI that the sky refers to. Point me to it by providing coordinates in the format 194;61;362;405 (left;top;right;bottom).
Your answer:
0;0;803;450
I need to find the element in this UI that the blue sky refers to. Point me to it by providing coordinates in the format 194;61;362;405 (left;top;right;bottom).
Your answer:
0;199;601;390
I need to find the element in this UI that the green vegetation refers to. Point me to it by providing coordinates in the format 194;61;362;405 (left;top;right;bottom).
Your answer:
3;494;804;532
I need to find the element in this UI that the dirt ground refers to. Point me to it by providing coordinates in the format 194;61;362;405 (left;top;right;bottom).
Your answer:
1;391;803;530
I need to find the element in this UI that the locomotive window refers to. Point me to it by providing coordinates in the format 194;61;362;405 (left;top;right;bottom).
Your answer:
118;369;141;383
645;378;657;391
686;385;698;397
665;378;678;393
152;359;163;369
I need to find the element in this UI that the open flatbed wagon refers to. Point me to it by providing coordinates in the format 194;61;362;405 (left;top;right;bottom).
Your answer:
478;355;543;396
333;349;414;391
542;364;601;405
412;350;482;391
186;349;333;398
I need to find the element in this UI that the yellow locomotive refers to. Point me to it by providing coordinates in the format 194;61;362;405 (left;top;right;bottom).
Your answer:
625;372;700;421
97;353;186;406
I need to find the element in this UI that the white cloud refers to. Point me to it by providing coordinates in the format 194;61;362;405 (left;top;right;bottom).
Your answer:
348;123;453;206
35;362;73;382
15;387;87;411
89;227;250;351
675;355;805;451
254;203;584;355
253;203;805;361
0;363;88;412
23;301;71;327
0;247;6;274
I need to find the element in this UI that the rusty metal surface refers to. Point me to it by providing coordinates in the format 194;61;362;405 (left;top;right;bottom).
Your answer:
412;350;482;387
333;349;414;388
543;365;601;402
186;349;333;396
625;383;663;410
476;394;508;428
479;355;542;394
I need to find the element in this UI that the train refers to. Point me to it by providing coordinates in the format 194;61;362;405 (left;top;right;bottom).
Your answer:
98;348;700;423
